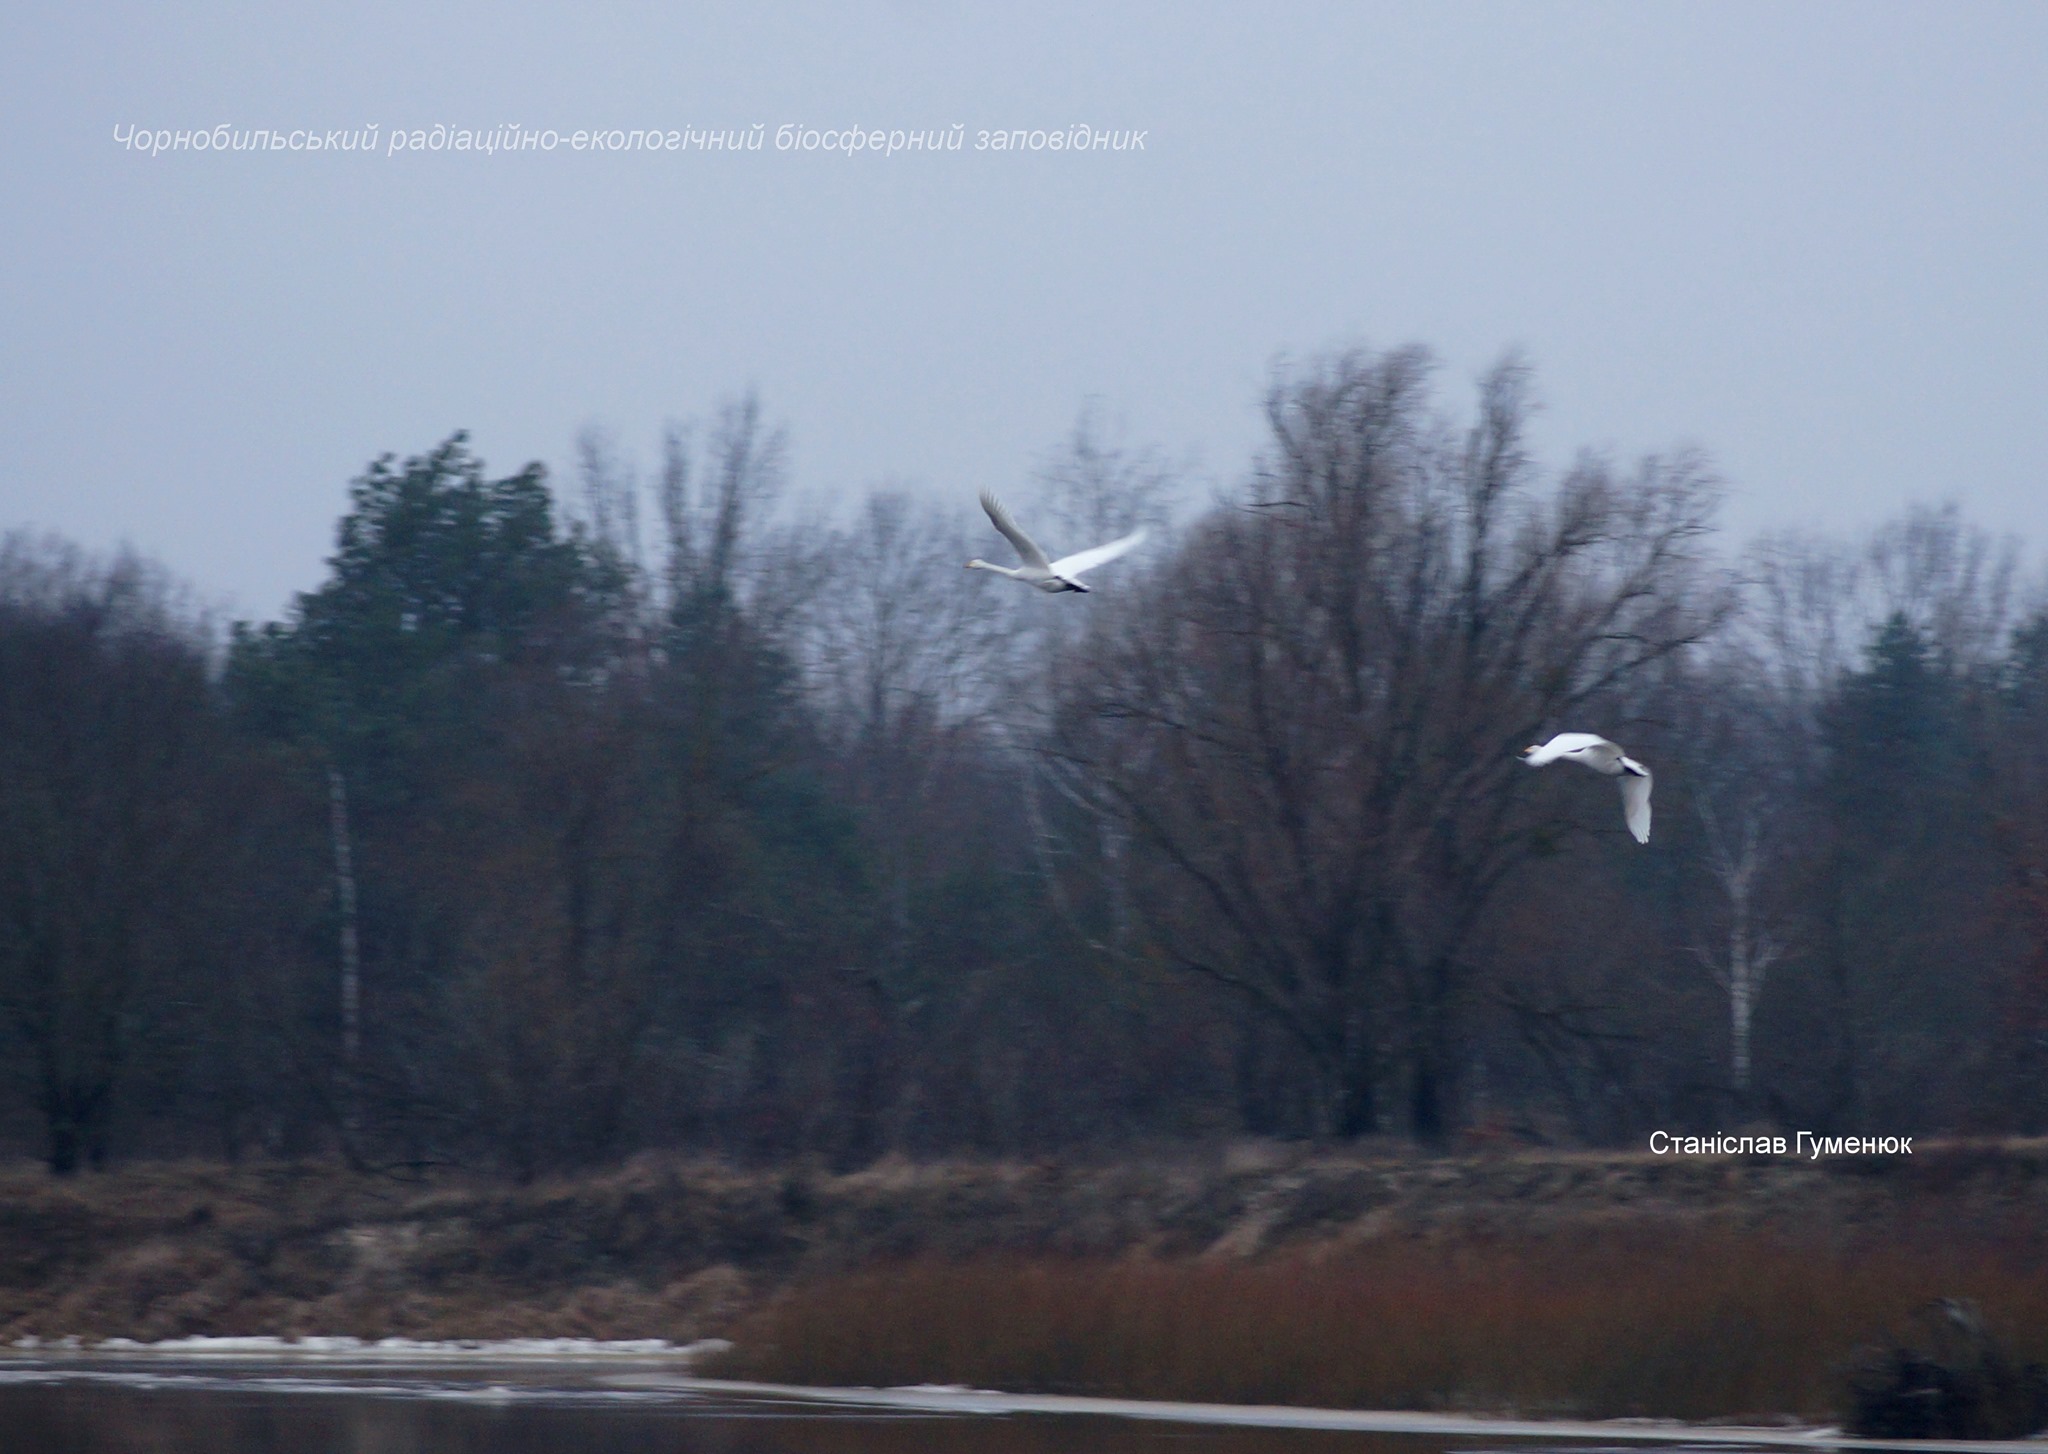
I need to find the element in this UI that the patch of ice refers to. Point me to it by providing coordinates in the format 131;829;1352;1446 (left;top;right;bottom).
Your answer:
41;1334;730;1363
141;1336;309;1355
602;1377;2048;1452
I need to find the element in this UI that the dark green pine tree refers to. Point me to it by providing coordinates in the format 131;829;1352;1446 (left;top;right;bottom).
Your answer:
225;432;628;791
220;435;642;1169
1826;612;1958;832
1813;611;1980;1128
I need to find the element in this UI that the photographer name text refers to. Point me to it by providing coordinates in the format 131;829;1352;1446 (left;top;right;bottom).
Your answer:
1649;1131;1912;1158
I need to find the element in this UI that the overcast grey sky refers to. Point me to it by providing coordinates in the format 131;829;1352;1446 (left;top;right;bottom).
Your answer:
4;3;2044;621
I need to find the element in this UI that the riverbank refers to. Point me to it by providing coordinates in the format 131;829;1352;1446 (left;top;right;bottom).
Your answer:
3;1141;2046;1425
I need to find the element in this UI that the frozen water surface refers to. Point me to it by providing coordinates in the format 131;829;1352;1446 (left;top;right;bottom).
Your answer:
2;1342;2042;1454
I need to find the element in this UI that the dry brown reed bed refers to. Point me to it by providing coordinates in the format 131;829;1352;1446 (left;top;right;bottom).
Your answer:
713;1229;2048;1423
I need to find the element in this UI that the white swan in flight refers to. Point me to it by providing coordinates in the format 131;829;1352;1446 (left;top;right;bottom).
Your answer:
1520;733;1653;844
966;490;1146;594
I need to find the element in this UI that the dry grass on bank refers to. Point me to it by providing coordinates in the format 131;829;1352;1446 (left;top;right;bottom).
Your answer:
712;1230;2048;1423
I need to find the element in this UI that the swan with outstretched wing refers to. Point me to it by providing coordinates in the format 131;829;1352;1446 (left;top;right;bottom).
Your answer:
966;490;1146;594
1520;732;1654;844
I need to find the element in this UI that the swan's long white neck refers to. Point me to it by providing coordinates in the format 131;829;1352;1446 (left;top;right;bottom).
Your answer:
966;558;1021;578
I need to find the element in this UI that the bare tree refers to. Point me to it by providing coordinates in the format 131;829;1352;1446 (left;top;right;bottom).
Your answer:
1008;409;1184;957
1030;403;1182;572
805;489;1004;1005
1746;505;2020;718
1865;503;2020;672
1053;349;1731;1140
805;489;1003;738
655;393;829;638
0;537;232;1170
1691;799;1785;1101
326;764;362;1129
575;426;646;582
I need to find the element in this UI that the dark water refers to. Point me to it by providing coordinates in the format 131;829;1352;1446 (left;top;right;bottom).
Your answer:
0;1360;1561;1454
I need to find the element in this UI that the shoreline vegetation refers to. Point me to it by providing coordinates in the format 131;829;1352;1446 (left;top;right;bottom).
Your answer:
3;1142;2047;1429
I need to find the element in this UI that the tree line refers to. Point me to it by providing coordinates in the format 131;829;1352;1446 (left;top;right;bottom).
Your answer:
2;349;2043;1175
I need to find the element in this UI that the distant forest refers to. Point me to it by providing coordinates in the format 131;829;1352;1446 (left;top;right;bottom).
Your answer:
3;347;2045;1176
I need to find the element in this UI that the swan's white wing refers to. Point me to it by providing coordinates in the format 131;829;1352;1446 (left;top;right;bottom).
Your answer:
1523;732;1612;766
979;491;1052;571
1618;764;1653;844
1051;528;1147;579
